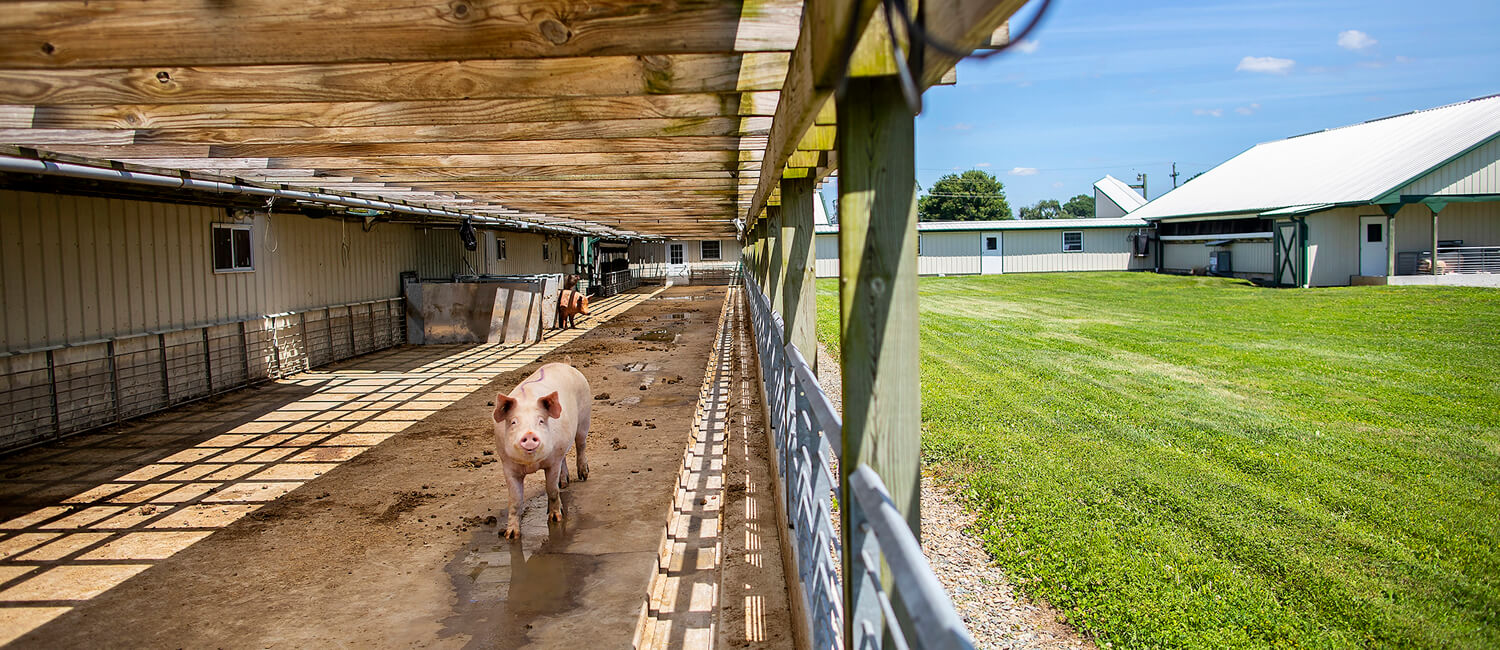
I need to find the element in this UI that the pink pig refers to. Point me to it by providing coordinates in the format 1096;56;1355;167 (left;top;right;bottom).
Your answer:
492;362;592;538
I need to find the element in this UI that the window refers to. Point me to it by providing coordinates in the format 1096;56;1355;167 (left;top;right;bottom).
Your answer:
1062;231;1084;252
669;243;685;265
701;240;722;261
212;223;254;272
542;240;551;261
1366;223;1382;243
496;237;507;260
985;236;998;251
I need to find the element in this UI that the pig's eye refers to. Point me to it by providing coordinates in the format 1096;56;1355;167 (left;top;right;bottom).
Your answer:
509;418;517;426
538;417;545;426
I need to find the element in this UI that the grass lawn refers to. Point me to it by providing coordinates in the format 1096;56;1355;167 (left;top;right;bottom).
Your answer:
814;272;1500;648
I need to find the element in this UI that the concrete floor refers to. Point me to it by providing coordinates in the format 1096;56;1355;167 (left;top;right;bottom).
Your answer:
0;288;794;647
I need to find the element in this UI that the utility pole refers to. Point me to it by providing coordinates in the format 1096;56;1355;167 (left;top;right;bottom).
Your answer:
1170;163;1180;189
1130;173;1148;200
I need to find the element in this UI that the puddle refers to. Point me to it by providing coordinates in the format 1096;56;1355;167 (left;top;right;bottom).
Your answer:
440;492;598;648
633;329;677;342
613;396;642;407
618;362;661;373
652;296;709;301
658;312;690;321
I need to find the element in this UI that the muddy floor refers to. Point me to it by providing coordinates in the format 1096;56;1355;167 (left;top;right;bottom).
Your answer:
1;285;788;648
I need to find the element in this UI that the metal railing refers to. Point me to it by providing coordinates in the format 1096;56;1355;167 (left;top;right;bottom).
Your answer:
0;298;405;452
595;269;640;297
1439;246;1500;274
743;270;974;650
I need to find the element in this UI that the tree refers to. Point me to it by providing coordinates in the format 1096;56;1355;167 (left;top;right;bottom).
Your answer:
1062;194;1094;218
1018;199;1062;220
918;170;1012;222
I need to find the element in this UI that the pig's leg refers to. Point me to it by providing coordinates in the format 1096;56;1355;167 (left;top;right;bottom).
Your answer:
575;411;590;481
502;469;525;539
543;462;565;522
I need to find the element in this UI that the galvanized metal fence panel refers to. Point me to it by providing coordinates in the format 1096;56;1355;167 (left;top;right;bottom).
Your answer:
742;269;974;650
0;298;404;452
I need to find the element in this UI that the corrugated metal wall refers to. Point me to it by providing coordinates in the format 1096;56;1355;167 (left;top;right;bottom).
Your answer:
628;239;741;265
1002;227;1149;273
1393;201;1500;252
0;189;488;351
814;233;839;278
917;232;980;275
1307;208;1360;286
1400;136;1500;196
1161;241;1272;274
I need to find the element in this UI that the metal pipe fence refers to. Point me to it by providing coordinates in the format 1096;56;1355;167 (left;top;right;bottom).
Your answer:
742;270;974;650
1438;246;1500;274
595;269;641;297
0;298;405;452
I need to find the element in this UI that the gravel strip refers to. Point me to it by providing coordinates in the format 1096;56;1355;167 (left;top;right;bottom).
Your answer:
814;345;1095;650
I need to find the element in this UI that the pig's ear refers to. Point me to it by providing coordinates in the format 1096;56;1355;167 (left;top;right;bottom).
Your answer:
493;394;517;422
537;391;563;419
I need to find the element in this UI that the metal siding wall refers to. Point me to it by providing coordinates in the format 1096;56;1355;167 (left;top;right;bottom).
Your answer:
1401;137;1500;196
1307;208;1360;286
0;189;491;352
917;232;980;275
814;233;839;278
1002;227;1136;273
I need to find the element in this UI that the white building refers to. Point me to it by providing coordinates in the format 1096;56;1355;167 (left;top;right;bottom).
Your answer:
1132;94;1500;287
1093;175;1148;218
815;216;1154;278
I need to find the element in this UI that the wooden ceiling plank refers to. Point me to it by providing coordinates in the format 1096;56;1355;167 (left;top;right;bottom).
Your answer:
25;93;784;129
128;117;771;145
0;0;802;69
0;53;791;105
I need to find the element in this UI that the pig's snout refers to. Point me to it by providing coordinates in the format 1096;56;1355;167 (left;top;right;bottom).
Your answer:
517;431;542;452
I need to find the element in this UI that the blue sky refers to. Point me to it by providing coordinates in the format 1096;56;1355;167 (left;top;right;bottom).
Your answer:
912;0;1500;209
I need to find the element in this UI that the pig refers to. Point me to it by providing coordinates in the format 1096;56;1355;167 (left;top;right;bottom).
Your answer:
493;362;591;538
556;290;590;329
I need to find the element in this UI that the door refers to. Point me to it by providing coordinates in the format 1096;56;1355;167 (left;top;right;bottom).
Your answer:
666;243;689;283
980;232;1003;274
1359;216;1387;276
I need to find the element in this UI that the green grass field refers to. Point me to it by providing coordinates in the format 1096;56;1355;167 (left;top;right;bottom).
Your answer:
814;272;1500;648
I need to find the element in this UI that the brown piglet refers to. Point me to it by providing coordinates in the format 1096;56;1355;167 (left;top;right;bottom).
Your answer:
492;362;591;538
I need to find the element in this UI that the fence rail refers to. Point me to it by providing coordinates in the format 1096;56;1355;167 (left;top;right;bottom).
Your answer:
743;270;974;650
1439;246;1500;274
0;298;405;452
595;269;640;297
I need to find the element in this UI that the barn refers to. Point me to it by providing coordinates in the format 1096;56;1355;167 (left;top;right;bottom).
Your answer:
815;216;1154;277
0;1;1028;647
1133;94;1500;287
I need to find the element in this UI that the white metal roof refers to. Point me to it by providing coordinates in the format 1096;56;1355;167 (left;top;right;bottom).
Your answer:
1131;94;1500;221
1093;175;1148;212
814;216;1148;235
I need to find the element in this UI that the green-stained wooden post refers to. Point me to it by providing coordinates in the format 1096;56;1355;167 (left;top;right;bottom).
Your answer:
767;206;787;315
1431;205;1440;275
781;176;818;369
837;74;921;647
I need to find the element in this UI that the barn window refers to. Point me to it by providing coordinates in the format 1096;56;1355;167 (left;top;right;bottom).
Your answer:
212;223;254;272
496;237;507;260
542;240;551;261
985;236;998;251
701;240;722;261
1062;231;1084;252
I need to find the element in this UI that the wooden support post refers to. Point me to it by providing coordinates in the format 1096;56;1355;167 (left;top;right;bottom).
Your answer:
1431;206;1440;275
767;206;786;315
837;75;921;647
1387;214;1397;278
781;175;818;369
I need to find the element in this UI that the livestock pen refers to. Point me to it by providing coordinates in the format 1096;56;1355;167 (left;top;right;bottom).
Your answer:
0;1;1031;647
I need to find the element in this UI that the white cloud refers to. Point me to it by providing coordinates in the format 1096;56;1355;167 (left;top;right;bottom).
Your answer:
1015;39;1040;54
1051;182;1064;189
1234;103;1261;115
1337;30;1376;51
975;162;992;168
1009;167;1038;176
1193;108;1224;117
948;122;974;131
1236;56;1295;74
